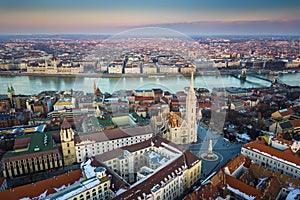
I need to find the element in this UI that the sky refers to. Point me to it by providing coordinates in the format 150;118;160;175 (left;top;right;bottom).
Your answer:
0;0;299;35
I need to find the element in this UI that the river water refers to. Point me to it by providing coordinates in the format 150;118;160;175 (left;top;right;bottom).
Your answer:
0;72;299;95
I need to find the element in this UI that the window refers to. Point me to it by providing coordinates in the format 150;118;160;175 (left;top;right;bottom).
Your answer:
92;189;97;197
98;186;103;194
86;191;91;199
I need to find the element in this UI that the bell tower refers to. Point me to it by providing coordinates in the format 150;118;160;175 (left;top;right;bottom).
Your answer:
185;72;197;143
60;118;76;165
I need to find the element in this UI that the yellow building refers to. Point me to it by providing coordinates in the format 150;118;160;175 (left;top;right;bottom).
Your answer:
180;66;196;73
60;118;77;166
53;97;76;110
271;107;294;121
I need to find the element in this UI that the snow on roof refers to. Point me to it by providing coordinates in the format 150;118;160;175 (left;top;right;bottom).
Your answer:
236;133;251;141
81;159;96;179
244;140;300;168
227;184;256;200
286;188;300;200
144;150;169;165
256;177;268;188
48;178;101;200
115;188;127;195
252;148;300;168
279;108;288;113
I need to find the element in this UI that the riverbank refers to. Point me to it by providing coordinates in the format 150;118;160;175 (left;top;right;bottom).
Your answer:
0;68;298;78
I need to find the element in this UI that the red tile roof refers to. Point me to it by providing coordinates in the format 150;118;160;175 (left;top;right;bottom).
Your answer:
0;177;5;187
184;183;222;200
94;135;184;162
243;140;300;167
135;96;154;101
278;107;294;117
290;118;300;128
13;137;30;150
0;169;82;200
223;154;249;174
61;118;71;129
226;174;260;197
75;126;153;144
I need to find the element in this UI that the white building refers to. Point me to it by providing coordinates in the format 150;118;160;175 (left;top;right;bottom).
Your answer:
46;159;113;200
124;66;140;74
156;72;198;144
27;59;83;74
159;65;178;73
242;137;300;179
108;64;123;74
74;126;153;163
143;65;157;74
93;135;202;200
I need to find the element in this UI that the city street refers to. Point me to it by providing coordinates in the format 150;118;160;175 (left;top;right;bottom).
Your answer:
189;124;243;180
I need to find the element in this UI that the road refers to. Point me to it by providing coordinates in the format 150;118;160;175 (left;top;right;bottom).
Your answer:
189;124;243;180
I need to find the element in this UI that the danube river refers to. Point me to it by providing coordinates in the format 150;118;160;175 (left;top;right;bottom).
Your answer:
0;73;299;95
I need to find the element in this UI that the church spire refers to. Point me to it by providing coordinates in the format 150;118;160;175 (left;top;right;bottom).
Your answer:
10;84;14;92
190;72;194;89
7;84;11;93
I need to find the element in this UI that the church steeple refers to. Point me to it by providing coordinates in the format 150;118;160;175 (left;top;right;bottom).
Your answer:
190;72;194;89
7;85;11;93
94;80;97;93
10;85;14;93
60;118;76;165
185;72;197;143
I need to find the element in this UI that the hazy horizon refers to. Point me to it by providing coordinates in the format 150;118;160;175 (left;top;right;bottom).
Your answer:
0;0;299;35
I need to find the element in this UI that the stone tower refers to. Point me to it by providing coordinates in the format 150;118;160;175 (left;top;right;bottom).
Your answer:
7;84;15;107
60;118;76;166
185;72;197;143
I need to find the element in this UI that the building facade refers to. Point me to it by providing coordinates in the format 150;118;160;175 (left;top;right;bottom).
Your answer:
74;126;153;163
1;131;63;178
27;59;83;74
156;72;198;144
46;160;113;200
102;135;202;200
242;137;300;180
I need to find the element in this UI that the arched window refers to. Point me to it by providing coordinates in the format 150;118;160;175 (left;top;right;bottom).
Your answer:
86;191;91;199
92;188;97;196
79;194;84;200
92;188;97;200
